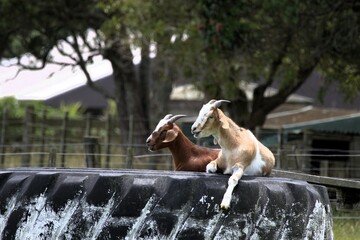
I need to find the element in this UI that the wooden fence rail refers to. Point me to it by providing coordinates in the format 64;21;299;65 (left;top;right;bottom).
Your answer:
0;108;6;166
0;107;149;169
272;169;360;210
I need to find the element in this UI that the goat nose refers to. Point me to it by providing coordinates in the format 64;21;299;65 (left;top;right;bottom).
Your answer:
146;137;151;144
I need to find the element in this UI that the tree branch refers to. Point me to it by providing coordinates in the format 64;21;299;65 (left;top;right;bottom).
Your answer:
79;32;98;53
70;32;115;100
247;56;320;129
252;32;293;111
266;64;316;109
55;43;78;63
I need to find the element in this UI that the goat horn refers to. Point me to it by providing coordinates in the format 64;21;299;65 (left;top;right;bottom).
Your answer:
163;114;173;120
168;114;187;123
213;99;231;108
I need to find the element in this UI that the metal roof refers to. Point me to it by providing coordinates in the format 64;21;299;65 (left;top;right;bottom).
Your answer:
282;112;360;134
0;58;113;101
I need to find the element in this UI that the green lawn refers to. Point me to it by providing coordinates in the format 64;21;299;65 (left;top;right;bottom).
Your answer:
332;209;360;240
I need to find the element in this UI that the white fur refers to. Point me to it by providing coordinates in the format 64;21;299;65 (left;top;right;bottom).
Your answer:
206;161;217;173
244;131;266;176
191;99;275;210
146;114;172;143
154;114;172;132
221;168;243;209
191;103;213;134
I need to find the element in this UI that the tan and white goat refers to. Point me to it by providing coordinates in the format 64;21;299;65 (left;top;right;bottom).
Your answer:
146;114;220;172
191;99;275;209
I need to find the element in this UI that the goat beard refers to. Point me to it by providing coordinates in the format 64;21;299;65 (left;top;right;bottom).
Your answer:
193;132;200;138
147;145;156;152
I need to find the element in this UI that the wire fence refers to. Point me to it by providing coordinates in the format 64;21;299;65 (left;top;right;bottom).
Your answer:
1;146;359;239
3;142;360;173
1;108;360;239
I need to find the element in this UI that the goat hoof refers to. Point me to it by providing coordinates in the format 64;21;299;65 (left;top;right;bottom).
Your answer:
220;198;230;210
220;202;230;210
206;165;217;173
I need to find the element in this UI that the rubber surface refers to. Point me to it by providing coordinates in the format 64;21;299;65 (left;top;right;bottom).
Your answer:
0;168;333;239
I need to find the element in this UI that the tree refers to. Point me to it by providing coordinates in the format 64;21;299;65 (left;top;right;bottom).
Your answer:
0;0;192;149
0;0;168;148
197;0;360;128
3;0;360;147
1;0;149;146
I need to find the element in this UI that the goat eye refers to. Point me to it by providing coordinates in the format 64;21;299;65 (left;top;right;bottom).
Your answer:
160;130;167;136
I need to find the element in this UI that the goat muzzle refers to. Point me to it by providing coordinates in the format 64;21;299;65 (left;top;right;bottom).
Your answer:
191;127;201;138
146;137;155;151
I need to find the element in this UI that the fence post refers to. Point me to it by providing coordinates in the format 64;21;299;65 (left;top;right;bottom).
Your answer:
105;113;111;168
48;147;57;167
302;129;310;173
125;115;134;169
84;137;100;168
255;126;261;139
277;128;283;169
85;112;92;136
0;108;7;167
60;112;68;167
39;110;47;167
22;107;32;167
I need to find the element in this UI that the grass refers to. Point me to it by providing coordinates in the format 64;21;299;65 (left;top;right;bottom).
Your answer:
332;208;360;240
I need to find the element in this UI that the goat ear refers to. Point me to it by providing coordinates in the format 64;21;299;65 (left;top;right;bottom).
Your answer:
212;108;219;119
163;129;178;143
220;117;230;129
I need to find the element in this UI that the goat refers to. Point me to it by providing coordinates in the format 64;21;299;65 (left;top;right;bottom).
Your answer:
191;99;275;209
146;114;220;172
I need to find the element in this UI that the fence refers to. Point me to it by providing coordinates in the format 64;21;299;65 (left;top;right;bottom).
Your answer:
0;107;175;170
2;107;360;173
1;107;360;239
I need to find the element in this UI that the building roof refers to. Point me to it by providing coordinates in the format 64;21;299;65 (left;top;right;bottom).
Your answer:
282;112;360;134
170;84;204;101
0;57;112;101
264;105;360;134
170;82;313;104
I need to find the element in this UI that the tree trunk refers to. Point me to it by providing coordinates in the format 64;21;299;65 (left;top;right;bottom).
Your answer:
104;41;149;152
246;65;317;129
147;56;173;128
227;88;250;127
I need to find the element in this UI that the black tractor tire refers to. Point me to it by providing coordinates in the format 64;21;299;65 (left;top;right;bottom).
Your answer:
0;168;332;239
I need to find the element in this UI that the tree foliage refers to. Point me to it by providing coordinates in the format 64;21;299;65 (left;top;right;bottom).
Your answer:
1;0;360;139
0;0;104;60
0;97;83;118
197;0;360;127
0;0;201;147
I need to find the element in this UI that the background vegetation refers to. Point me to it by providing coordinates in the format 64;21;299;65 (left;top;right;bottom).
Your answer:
1;2;360;238
1;0;360;143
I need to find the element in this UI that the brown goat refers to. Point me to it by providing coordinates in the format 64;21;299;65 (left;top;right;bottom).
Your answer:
146;114;220;171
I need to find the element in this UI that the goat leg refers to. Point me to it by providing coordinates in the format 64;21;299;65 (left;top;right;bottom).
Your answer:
206;160;218;173
220;164;244;209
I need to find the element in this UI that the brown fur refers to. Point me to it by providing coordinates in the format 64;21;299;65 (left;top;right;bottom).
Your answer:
211;109;275;174
147;123;220;172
